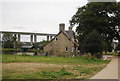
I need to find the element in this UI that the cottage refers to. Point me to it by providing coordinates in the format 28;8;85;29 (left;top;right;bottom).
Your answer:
44;23;79;57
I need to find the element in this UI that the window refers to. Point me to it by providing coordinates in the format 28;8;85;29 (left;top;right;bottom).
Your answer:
65;47;68;52
55;37;58;41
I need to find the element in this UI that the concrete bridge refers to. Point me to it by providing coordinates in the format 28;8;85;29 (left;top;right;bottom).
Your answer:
0;31;56;43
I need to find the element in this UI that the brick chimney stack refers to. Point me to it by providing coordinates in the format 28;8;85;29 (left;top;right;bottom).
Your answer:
59;23;65;32
68;26;73;31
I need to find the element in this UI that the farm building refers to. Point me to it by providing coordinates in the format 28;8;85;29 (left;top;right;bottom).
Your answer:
44;23;79;57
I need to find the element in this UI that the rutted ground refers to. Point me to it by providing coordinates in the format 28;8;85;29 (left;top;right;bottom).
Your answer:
2;55;110;79
3;62;108;79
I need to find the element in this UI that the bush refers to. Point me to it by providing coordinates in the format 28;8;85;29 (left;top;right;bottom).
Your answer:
38;71;58;78
21;54;31;56
83;53;103;59
1;48;18;54
57;69;72;76
81;30;106;57
95;53;103;59
83;53;93;60
35;69;73;79
103;52;119;56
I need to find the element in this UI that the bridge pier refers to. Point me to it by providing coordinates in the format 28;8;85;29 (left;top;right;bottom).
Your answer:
18;34;20;42
34;35;37;43
14;34;17;41
47;36;49;41
30;35;33;43
50;36;52;40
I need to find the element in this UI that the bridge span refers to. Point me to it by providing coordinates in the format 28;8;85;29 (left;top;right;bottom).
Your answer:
0;31;57;43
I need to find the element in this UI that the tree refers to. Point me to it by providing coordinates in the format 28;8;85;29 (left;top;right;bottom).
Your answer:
39;40;48;47
115;43;120;51
71;2;120;51
2;33;17;48
82;30;105;56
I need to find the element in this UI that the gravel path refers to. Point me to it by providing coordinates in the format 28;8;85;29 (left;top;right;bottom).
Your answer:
91;56;118;79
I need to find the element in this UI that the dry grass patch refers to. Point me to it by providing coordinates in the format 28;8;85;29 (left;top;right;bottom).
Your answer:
3;62;108;79
2;55;110;79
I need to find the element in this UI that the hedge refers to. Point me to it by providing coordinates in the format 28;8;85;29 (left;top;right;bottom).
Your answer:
1;48;18;54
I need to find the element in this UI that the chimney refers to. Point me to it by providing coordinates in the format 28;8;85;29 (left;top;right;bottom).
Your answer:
59;23;65;32
68;26;73;31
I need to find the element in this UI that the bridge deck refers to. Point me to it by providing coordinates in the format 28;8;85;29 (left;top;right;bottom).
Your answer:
0;31;57;36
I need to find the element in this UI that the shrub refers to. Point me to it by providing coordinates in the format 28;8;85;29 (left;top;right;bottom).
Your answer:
21;54;31;56
83;53;93;60
95;53;103;59
39;71;58;78
57;69;72;76
2;48;18;54
81;30;106;57
35;69;73;79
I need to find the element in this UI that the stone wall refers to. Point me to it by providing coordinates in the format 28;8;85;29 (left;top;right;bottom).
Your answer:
16;52;34;56
44;32;76;57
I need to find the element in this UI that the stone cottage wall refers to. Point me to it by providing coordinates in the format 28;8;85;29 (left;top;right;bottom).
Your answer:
44;32;75;57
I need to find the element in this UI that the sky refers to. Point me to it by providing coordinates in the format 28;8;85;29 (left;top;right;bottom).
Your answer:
1;0;88;33
0;0;88;42
0;0;120;42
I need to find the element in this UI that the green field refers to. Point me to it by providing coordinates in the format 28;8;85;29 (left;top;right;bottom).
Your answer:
2;54;110;79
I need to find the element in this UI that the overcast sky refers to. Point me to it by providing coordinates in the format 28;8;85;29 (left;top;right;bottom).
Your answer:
1;0;88;33
0;0;119;42
0;0;88;42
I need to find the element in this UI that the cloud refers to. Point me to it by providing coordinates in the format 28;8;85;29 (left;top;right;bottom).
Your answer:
0;0;87;3
1;1;87;41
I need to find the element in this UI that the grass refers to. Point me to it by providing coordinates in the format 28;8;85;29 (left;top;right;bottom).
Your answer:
2;54;109;64
2;54;110;79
